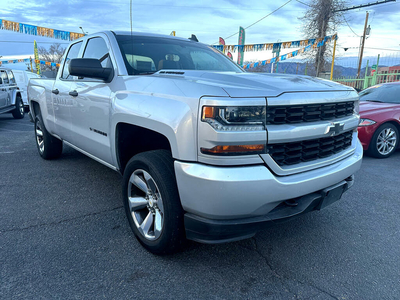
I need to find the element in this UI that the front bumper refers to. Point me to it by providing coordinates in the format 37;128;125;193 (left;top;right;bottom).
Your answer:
184;176;354;243
174;138;363;242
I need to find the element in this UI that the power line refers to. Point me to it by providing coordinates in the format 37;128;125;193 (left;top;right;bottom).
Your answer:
334;0;396;12
221;0;293;42
343;16;360;37
365;46;400;52
295;0;312;7
342;46;400;52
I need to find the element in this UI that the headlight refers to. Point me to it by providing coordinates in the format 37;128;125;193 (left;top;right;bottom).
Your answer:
201;106;266;131
358;118;376;126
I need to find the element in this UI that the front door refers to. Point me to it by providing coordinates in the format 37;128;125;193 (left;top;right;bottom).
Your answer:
68;36;113;164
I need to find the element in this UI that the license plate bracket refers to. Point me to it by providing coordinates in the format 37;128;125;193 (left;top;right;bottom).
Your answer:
317;181;347;210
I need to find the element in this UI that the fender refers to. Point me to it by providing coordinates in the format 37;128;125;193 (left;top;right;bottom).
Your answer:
28;82;56;134
110;91;198;164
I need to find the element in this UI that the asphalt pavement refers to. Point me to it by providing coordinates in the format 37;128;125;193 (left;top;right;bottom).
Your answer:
1;114;399;299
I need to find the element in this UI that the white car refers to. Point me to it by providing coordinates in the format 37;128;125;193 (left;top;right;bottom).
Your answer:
0;68;24;119
12;70;41;109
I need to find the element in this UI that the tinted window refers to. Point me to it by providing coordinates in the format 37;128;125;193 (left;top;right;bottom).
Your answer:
115;35;243;75
190;51;224;71
359;84;400;104
83;37;112;68
61;41;82;79
1;70;9;84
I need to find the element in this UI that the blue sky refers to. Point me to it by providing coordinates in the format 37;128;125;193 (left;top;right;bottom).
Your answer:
1;0;399;70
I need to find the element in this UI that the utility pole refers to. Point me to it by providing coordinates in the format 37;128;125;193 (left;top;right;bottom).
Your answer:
357;12;369;78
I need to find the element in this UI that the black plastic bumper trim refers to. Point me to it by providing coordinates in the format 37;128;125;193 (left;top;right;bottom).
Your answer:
184;177;353;244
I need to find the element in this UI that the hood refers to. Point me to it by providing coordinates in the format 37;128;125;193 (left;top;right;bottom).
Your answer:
360;101;400;117
156;71;354;98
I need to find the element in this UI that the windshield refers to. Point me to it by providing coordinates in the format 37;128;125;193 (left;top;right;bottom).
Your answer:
115;34;243;75
359;84;400;104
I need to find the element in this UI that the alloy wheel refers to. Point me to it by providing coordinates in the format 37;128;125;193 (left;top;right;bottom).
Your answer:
35;121;44;153
127;169;164;240
377;127;397;155
19;100;24;115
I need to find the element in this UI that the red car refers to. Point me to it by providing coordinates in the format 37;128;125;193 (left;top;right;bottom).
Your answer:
358;82;400;158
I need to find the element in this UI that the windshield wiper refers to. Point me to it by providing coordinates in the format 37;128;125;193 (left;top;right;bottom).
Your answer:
138;71;156;75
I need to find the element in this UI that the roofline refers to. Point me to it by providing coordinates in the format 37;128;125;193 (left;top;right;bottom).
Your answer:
70;30;202;45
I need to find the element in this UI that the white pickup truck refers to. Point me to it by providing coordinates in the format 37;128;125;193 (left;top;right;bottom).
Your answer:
28;31;362;254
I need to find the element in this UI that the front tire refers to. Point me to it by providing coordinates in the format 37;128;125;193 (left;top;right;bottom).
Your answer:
367;123;399;158
122;150;185;255
12;96;25;119
34;115;63;159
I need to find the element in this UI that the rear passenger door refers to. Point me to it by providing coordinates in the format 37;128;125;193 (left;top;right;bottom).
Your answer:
7;70;19;103
52;41;83;141
0;72;8;108
69;35;114;165
0;70;11;108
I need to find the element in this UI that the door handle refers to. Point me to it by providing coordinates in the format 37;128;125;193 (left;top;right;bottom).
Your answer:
69;90;78;97
52;89;59;95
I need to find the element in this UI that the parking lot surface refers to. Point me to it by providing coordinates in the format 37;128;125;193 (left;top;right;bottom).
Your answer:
1;114;399;299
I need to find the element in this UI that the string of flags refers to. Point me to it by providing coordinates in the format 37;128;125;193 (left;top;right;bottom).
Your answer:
0;19;84;41
212;34;336;53
0;33;335;69
0;58;60;67
243;34;337;70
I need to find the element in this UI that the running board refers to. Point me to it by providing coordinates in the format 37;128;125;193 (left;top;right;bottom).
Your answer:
63;140;119;172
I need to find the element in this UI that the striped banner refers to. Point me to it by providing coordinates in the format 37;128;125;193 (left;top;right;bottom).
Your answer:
0;58;60;68
243;34;337;70
0;19;85;41
213;34;336;54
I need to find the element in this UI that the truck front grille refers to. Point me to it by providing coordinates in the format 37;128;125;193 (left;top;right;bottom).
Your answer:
267;130;353;166
266;101;354;125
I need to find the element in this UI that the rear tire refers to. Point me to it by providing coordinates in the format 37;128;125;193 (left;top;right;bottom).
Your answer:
367;123;399;158
34;114;63;159
12;96;25;119
122;150;185;255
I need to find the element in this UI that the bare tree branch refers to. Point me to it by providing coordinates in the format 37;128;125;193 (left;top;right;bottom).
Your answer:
300;0;347;75
38;43;66;72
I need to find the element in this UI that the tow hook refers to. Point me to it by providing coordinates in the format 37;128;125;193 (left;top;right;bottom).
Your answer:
284;199;299;207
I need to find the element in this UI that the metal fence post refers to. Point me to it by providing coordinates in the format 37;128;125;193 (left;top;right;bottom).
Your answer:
363;60;369;90
371;54;380;86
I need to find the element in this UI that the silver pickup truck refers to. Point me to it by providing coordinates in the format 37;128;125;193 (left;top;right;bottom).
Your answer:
28;31;362;254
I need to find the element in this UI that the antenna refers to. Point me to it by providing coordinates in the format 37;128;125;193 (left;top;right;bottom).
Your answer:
189;34;199;42
130;0;134;71
130;0;133;35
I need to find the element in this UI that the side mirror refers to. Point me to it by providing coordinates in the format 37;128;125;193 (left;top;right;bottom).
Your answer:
68;58;112;81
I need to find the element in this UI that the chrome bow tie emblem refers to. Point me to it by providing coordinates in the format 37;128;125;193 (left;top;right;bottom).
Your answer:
325;122;345;136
